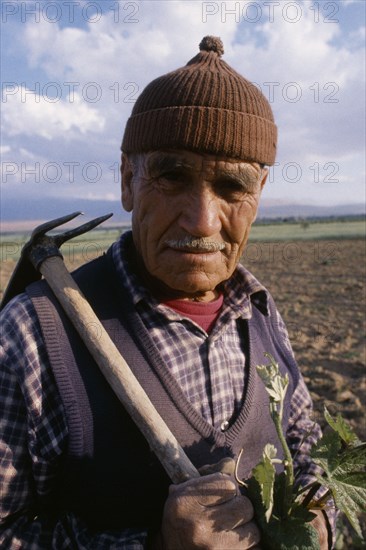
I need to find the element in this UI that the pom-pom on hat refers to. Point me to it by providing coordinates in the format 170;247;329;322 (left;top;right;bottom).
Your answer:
121;36;277;166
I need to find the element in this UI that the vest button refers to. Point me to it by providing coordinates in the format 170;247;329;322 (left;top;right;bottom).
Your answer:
220;420;230;432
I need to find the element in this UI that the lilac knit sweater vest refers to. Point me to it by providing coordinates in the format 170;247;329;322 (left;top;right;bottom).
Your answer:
27;246;299;532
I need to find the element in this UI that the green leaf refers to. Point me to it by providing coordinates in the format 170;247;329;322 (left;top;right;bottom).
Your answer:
251;358;366;545
324;407;362;447
313;443;366;540
260;512;320;550
252;444;277;522
256;354;289;404
316;474;365;540
337;444;366;472
249;475;320;549
272;471;288;519
311;429;342;472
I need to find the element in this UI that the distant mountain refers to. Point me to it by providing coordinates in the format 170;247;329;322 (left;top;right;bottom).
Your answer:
1;197;365;231
257;201;365;219
1;198;130;226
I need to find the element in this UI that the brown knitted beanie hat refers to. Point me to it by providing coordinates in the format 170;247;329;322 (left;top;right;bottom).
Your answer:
121;36;277;166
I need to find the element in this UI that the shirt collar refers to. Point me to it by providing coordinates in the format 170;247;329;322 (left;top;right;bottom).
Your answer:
111;231;269;318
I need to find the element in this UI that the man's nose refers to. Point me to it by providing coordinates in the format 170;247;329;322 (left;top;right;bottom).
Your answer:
179;187;221;237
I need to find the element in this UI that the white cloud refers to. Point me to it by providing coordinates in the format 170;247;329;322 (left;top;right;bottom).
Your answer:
347;25;366;49
19;147;37;159
226;4;365;165
22;1;236;83
1;0;364;207
84;191;119;201
2;88;105;140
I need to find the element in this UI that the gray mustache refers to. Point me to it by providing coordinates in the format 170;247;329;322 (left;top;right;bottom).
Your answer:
165;237;225;252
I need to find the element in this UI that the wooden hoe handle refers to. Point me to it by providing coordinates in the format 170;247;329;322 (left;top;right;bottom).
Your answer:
40;256;200;484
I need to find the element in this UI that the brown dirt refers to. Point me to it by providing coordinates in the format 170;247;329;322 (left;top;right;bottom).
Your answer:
242;238;365;442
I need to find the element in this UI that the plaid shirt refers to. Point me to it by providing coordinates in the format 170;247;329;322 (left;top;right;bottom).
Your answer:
0;232;335;549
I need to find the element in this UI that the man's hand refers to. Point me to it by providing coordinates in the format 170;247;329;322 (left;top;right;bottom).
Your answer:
159;472;261;549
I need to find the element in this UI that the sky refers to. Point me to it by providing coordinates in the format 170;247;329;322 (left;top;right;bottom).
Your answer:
1;0;365;222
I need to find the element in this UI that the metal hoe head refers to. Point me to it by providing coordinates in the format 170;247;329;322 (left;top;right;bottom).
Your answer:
27;211;113;269
1;211;113;310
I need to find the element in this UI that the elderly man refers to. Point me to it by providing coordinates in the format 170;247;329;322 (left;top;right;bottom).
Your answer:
1;37;332;548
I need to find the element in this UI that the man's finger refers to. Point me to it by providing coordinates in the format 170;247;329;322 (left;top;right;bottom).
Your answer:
228;520;261;548
206;493;254;527
199;457;236;477
194;474;237;507
168;472;237;506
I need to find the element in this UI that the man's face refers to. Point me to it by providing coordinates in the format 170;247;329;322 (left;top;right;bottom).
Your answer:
121;149;267;301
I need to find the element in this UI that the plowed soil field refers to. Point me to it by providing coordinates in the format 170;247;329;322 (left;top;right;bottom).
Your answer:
242;238;365;441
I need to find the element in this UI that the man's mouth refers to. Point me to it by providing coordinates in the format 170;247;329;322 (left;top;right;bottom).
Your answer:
165;237;225;254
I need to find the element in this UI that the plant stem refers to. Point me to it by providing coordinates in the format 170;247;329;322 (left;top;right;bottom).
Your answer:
272;409;294;518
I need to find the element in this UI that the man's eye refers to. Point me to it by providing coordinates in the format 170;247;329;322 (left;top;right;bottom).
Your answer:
162;171;185;180
157;172;187;188
215;180;248;199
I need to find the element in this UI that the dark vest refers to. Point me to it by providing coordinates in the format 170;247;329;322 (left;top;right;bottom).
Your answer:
26;246;299;533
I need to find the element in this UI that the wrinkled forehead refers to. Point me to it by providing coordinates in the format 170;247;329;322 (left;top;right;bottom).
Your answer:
135;149;263;180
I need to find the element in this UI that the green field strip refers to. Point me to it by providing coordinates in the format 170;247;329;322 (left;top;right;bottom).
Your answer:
1;221;365;263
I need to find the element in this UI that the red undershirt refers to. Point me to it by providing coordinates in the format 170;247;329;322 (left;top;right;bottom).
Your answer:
162;294;224;333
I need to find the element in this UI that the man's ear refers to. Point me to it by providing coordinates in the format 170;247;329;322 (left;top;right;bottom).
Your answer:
253;167;269;223
260;167;269;191
121;153;134;212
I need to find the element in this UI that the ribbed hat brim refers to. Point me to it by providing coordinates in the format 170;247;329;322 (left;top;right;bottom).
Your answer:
122;106;277;166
